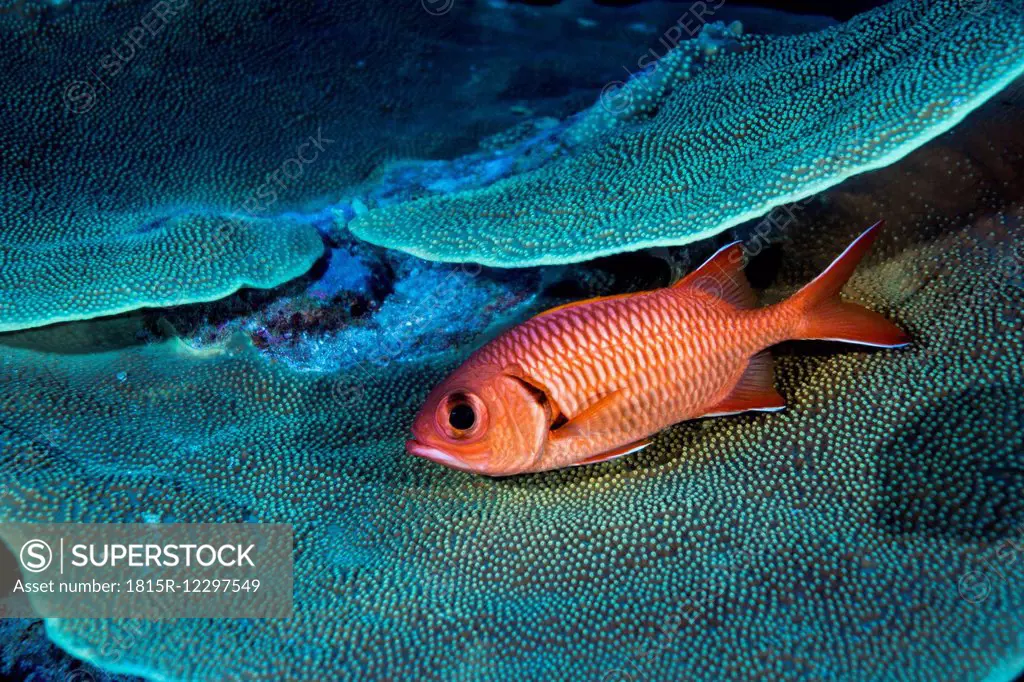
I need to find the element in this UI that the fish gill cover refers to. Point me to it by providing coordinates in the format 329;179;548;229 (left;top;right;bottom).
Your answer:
0;0;1022;680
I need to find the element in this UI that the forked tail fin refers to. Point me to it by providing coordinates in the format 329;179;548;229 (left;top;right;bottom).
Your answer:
786;221;910;348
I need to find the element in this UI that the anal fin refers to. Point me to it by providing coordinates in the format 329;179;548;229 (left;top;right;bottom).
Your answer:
572;439;652;467
704;352;785;417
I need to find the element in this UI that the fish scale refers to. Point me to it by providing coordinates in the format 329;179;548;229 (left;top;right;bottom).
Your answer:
491;289;761;465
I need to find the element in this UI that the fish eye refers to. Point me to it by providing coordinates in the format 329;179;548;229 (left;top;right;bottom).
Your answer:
436;391;487;440
448;403;475;430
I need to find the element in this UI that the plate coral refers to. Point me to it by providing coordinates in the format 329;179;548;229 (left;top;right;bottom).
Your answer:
349;0;1024;266
1;0;1023;680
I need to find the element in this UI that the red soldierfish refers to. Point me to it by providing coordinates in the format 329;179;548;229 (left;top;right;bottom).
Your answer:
407;221;909;476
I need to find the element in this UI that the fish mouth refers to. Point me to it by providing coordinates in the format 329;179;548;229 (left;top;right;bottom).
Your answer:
405;439;479;474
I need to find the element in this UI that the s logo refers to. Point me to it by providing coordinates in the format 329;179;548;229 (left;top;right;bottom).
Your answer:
20;539;52;573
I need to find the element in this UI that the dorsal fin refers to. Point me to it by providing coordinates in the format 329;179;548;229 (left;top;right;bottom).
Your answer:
673;241;756;309
532;292;637;320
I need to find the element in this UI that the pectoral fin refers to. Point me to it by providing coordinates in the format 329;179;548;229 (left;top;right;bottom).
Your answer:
572;439;652;467
552;389;627;439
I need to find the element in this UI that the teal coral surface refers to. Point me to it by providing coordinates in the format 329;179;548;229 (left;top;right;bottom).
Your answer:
1;0;1024;679
0;0;785;331
0;213;323;332
349;0;1024;266
2;84;1023;679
